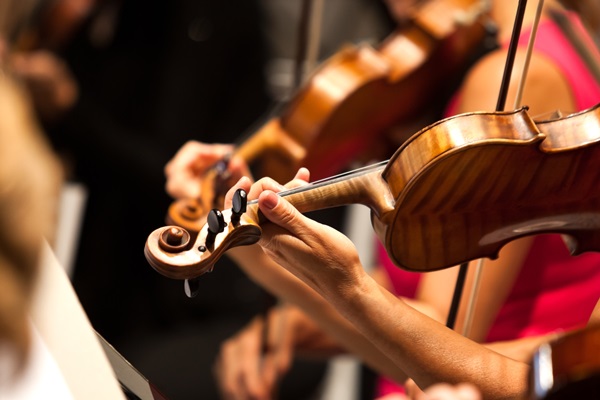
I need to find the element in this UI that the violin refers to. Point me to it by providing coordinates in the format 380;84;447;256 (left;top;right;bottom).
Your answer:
529;323;600;399
166;0;496;240
145;103;600;280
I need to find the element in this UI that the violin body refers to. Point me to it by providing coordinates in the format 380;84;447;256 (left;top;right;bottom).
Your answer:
145;103;600;279
377;103;600;271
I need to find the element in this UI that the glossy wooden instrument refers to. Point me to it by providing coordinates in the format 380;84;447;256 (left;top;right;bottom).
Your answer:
166;0;495;240
145;103;600;280
529;323;600;399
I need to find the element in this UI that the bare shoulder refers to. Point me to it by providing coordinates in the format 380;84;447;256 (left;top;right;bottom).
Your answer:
455;46;575;115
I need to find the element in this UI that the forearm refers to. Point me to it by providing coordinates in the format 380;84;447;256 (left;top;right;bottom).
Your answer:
227;246;408;382
228;187;529;397
331;275;529;399
283;305;346;358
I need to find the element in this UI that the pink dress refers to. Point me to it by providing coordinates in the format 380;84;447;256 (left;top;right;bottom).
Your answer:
376;11;600;397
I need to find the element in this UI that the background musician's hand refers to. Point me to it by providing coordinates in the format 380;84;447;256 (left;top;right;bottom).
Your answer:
214;302;346;400
402;379;482;400
374;381;482;400
10;49;78;121
164;141;249;199
213;307;294;400
382;0;420;23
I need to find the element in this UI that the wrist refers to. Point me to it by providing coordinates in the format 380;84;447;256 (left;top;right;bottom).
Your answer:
227;244;263;267
325;270;382;317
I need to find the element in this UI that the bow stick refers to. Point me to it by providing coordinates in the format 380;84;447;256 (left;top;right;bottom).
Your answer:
446;0;531;331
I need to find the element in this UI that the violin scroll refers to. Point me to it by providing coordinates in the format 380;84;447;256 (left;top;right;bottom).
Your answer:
166;155;236;242
145;189;261;280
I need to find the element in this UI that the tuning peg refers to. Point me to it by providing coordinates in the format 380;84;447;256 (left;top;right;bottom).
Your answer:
207;209;225;234
158;226;191;253
231;189;247;224
166;227;184;245
215;154;231;175
184;278;200;298
205;209;225;250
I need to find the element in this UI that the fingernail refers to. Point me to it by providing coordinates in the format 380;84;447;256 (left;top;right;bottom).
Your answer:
262;192;279;210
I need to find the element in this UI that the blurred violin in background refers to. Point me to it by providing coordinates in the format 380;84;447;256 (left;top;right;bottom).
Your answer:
529;323;600;399
167;0;498;241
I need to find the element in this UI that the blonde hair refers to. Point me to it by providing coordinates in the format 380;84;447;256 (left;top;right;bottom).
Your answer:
0;70;62;374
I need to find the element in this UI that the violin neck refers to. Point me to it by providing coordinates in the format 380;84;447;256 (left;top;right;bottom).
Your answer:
248;161;395;222
234;117;307;167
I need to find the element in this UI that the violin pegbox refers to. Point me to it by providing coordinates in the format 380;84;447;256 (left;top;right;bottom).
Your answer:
144;189;262;281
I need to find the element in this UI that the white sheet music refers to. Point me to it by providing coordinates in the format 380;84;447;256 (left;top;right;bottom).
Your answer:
17;242;125;400
0;323;74;400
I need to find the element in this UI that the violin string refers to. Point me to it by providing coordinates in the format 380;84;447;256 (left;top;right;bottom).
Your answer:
297;159;388;187
246;160;389;206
